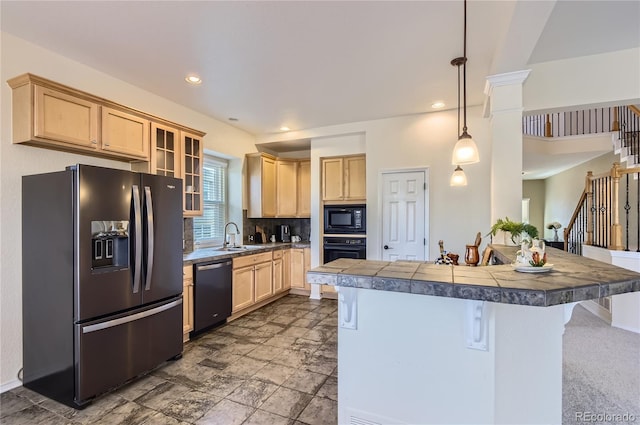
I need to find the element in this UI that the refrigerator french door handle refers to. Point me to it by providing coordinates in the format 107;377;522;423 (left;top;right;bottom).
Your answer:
132;185;142;294
144;186;154;291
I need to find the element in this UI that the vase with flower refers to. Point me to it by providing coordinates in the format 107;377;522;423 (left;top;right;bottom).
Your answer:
546;222;562;242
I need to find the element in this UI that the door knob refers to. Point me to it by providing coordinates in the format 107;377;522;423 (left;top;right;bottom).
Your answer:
383;245;392;250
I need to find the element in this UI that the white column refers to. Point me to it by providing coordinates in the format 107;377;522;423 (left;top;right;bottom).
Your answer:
485;71;531;224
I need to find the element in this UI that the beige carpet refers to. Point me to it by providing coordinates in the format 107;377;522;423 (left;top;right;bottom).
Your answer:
563;304;640;424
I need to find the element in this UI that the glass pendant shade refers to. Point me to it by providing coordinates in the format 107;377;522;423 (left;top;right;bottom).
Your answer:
451;130;479;165
450;165;468;186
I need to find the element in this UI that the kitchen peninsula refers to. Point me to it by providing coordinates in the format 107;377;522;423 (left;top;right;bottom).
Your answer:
307;245;640;424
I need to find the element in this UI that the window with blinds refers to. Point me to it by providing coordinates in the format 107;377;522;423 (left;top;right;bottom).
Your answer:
193;155;228;247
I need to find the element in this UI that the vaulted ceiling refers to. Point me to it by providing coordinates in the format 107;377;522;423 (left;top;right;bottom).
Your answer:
2;1;639;178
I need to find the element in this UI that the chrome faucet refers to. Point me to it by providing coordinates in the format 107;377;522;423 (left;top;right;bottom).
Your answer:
223;222;240;248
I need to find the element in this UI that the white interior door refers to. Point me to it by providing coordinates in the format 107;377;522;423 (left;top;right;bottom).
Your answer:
381;170;427;261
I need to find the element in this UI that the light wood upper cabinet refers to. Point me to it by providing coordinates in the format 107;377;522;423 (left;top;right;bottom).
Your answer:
183;132;203;216
8;74;206;182
276;160;298;217
101;107;149;159
344;155;366;200
322;154;366;202
9;74;149;161
322;158;344;201
297;160;311;217
34;85;99;149
247;154;277;218
247;154;310;218
150;123;180;178
11;82;100;151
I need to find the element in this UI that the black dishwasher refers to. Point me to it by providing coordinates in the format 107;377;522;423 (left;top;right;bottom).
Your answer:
192;259;233;334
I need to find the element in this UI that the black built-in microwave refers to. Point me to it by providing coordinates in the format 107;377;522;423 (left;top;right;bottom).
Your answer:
324;205;366;234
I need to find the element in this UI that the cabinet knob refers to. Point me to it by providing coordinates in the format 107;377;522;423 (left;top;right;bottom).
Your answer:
91;140;97;145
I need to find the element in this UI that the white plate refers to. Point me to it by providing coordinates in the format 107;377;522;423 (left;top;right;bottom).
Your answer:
512;264;554;273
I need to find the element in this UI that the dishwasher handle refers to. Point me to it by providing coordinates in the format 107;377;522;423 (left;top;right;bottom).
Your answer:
197;261;232;271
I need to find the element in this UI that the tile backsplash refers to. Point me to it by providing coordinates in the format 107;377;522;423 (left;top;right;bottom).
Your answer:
183;218;194;253
182;213;311;253
242;210;311;244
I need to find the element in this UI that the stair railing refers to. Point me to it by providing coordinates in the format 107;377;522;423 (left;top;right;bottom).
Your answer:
565;162;640;254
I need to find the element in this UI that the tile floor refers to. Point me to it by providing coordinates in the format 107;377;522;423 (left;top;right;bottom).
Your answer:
1;295;338;425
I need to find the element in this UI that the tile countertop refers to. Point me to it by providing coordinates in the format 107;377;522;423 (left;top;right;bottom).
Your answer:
306;244;640;307
183;242;311;265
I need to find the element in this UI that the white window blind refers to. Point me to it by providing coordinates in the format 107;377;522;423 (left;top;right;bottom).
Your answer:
193;155;228;247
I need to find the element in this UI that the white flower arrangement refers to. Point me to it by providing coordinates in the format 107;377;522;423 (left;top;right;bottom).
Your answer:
546;221;562;230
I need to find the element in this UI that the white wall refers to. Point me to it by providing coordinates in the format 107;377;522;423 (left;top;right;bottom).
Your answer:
524;48;640;113
0;32;256;390
261;106;493;265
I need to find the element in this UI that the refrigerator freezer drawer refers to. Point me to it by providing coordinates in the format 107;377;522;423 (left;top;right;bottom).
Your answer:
75;298;183;404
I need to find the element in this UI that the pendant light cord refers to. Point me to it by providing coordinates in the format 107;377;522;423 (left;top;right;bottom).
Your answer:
462;0;468;134
457;62;461;136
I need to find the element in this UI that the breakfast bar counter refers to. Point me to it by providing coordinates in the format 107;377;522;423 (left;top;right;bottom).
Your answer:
307;244;640;306
307;245;640;424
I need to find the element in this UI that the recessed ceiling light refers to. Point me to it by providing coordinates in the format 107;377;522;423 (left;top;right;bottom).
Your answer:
280;126;290;131
185;74;202;85
431;101;445;109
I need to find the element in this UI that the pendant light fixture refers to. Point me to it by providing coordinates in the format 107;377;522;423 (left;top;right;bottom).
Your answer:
450;57;468;186
451;0;479;166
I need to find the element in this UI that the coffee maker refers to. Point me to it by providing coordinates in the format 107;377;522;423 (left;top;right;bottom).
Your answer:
278;224;291;242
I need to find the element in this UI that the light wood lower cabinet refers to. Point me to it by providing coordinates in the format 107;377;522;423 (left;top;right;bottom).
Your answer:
232;265;255;312
291;248;311;290
232;252;273;313
254;261;274;302
282;249;292;290
182;265;194;341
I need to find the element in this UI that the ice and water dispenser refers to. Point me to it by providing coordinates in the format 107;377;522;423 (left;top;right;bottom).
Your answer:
91;220;129;271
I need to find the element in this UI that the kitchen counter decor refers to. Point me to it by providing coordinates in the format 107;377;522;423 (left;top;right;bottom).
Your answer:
307;245;640;424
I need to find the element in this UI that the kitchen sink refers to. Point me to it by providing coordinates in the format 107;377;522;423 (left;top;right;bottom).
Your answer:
214;245;269;251
215;246;250;251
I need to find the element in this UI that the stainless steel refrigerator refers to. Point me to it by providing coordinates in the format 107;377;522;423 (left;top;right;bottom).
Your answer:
22;164;183;408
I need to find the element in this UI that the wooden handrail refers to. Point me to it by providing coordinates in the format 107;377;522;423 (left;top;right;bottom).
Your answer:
564;189;587;250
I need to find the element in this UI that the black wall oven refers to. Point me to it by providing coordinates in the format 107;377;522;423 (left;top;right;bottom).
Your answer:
324;204;366;234
323;237;367;264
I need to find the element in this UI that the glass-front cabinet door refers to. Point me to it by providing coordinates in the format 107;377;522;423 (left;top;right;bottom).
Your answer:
182;132;203;216
151;123;180;178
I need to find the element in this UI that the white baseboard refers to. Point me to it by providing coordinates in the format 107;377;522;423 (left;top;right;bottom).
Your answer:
1;379;22;394
612;323;640;334
580;300;612;323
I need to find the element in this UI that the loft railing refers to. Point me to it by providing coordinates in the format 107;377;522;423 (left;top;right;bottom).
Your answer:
565;162;640;254
618;105;640;165
523;105;639;139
